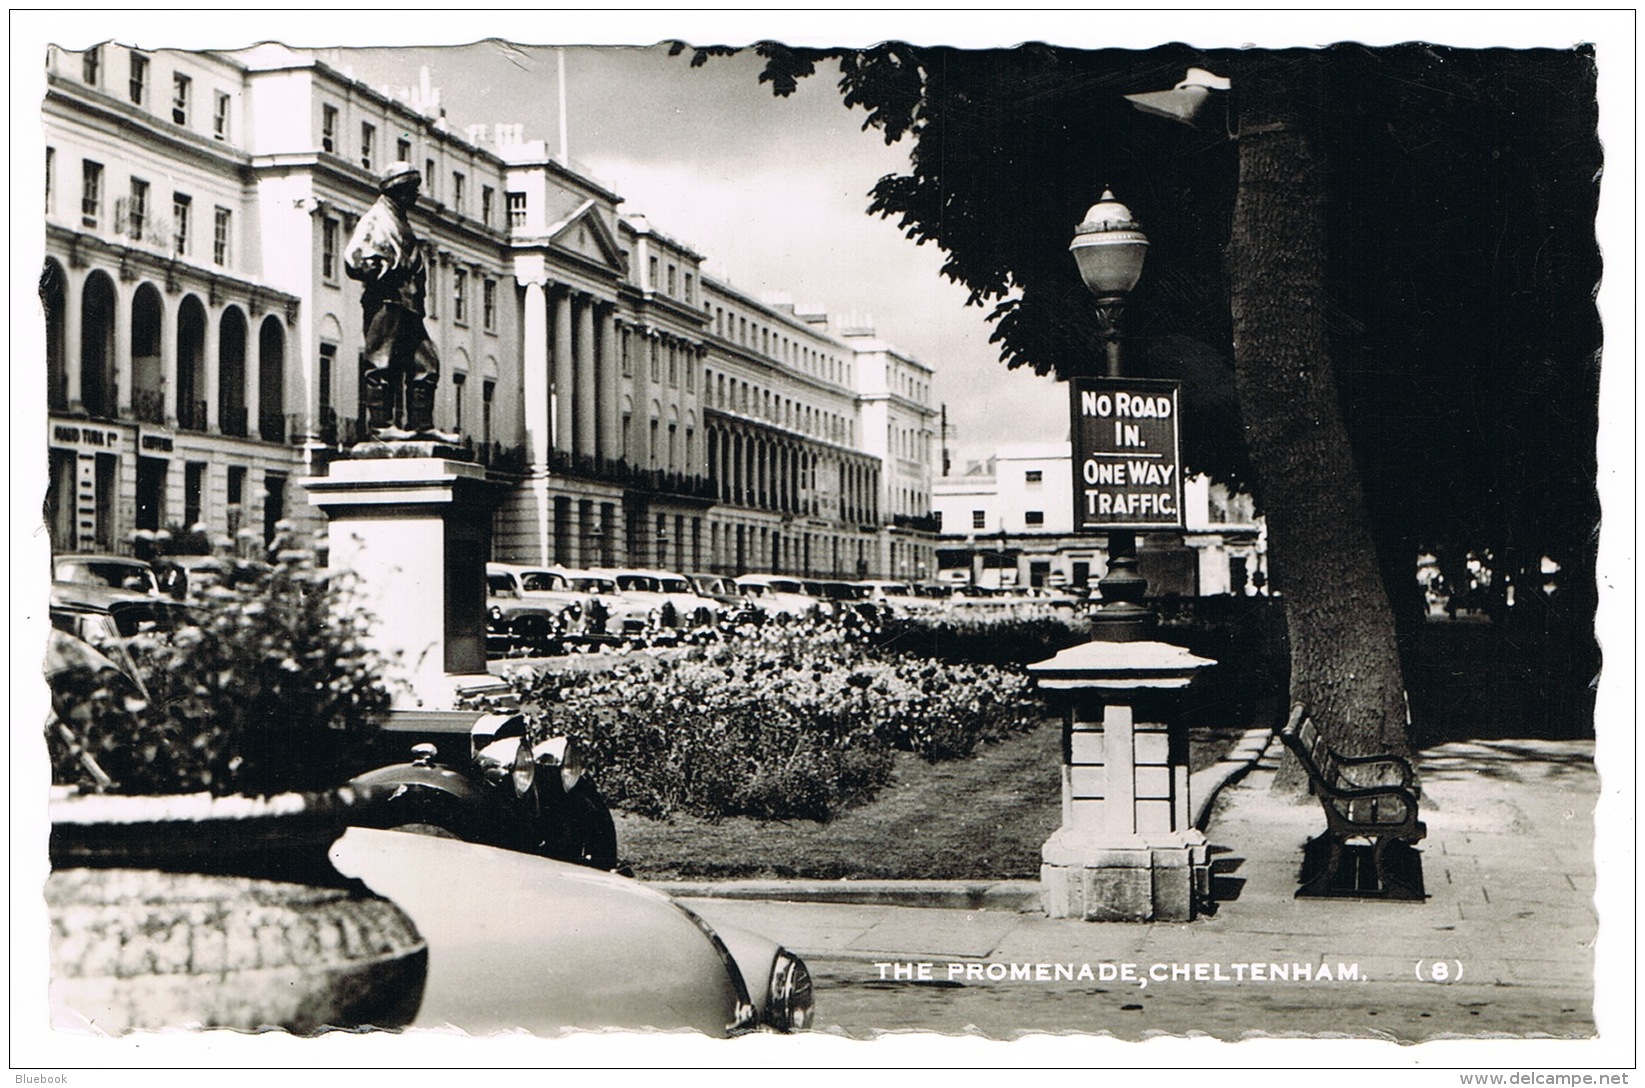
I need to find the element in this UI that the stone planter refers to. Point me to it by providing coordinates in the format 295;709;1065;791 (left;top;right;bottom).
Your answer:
46;785;427;1034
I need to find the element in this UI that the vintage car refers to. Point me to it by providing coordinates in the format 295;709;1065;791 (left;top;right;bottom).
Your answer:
853;579;926;616
733;574;821;620
556;567;649;642
686;572;765;628
486;571;570;656
487;563;593;639
329;826;814;1034
350;713;618;871
594;568;723;637
48;581;198;652
802;579;885;624
51;554;162;596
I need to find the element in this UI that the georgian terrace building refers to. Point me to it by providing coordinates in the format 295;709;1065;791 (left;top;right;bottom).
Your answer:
41;41;938;580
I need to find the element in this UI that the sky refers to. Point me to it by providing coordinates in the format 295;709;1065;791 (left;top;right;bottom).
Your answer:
305;39;1057;470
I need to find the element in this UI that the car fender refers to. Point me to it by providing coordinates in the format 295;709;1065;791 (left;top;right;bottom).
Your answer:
329;827;758;1036
349;761;490;802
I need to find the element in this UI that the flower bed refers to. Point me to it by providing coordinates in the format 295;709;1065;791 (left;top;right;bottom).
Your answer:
495;624;1042;822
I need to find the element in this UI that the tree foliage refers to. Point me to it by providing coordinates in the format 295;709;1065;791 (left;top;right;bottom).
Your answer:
677;39;1602;738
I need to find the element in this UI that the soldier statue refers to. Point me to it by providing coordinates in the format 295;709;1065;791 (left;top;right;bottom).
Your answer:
345;162;456;443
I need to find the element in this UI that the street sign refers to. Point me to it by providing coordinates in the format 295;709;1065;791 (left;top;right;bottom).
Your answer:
1069;376;1184;531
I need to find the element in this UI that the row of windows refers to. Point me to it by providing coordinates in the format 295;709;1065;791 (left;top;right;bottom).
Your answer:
971;509;1046;529
318;104;507;228
317;217;500;331
705;368;852;444
617;329;697;393
890;423;930;464
891;364;932;406
315;341;497;445
54;151;233;267
645;255;695;305
80;45;232;142
707;301;848;384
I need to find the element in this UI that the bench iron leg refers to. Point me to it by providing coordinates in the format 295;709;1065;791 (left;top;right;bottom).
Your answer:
1371;836;1426;900
1297;835;1345;898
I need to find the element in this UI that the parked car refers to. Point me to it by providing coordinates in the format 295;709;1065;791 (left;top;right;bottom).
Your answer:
351;712;618;871
329;826;814;1034
485;571;569;656
49;581;198;653
733;575;820;620
487;563;592;639
558;567;650;642
595;568;723;637
52;554;161;597
686;572;765;628
344;713;813;1034
853;580;923;616
803;579;884;624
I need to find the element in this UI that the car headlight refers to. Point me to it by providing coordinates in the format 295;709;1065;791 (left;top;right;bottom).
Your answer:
510;737;536;797
765;950;814;1031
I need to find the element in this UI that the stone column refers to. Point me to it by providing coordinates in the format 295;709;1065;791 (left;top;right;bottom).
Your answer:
520;279;550;467
62;271;84;415
112;286;131;417
1028;640;1216;922
160;303;178;428
631;327;652;451
244;323;261;442
574;293;597;461
598;308;620;464
552;287;573;457
203;310;220;433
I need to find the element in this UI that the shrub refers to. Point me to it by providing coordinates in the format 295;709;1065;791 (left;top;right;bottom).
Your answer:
47;529;395;796
492;622;1039;822
871;611;1090;667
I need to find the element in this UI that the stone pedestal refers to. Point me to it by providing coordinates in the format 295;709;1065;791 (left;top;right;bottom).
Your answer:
301;452;505;710
1028;639;1216;921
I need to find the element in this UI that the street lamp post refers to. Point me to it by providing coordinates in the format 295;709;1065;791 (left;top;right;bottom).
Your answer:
1069;190;1153;640
1025;188;1215;922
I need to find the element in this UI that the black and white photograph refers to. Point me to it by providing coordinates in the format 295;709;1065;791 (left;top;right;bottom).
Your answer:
9;8;1634;1078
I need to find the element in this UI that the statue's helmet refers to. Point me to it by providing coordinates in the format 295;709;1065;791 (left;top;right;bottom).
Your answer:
379;162;422;194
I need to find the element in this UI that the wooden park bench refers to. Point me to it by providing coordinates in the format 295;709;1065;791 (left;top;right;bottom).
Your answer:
1280;703;1427;900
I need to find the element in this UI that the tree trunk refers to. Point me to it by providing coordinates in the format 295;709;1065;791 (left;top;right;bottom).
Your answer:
1226;52;1410;783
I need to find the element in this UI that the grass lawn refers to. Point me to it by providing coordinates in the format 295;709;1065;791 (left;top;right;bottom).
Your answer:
614;716;1251;881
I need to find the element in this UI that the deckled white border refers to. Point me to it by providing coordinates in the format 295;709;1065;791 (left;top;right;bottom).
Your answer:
9;8;1634;1078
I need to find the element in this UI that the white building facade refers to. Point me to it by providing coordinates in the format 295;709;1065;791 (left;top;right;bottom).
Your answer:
40;42;938;579
932;442;1266;596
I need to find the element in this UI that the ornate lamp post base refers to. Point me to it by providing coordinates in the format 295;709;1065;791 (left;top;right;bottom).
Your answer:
1029;639;1217;922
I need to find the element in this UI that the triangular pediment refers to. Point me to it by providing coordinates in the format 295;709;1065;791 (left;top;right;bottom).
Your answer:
547;201;625;275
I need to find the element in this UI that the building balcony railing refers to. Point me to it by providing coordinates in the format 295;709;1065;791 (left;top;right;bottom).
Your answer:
473;439;529;474
259;410;287;444
132;388;166;425
628;467;718;500
892;512;942;534
178;399;208;432
219;405;248;438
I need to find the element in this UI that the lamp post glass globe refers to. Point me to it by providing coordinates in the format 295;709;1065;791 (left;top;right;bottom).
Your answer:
1069;189;1154;639
1069;189;1149;301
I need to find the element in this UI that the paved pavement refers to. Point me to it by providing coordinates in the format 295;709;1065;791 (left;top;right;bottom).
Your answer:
657;734;1603;1043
